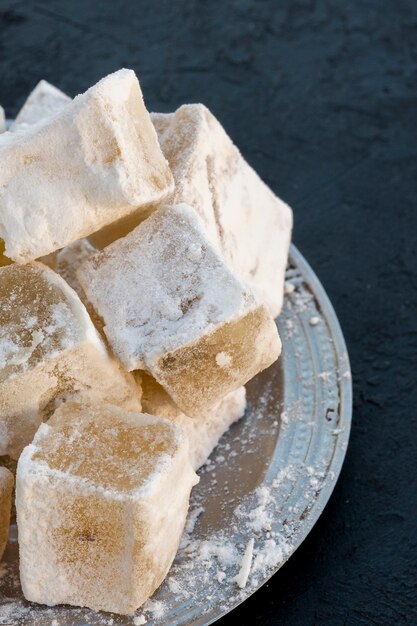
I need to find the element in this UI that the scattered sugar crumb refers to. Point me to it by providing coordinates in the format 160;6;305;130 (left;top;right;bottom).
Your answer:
252;537;292;575
309;316;320;326
284;318;296;338
318;371;331;382
143;599;166;619
216;352;233;368
235;538;254;589
187;506;204;531
197;539;238;567
167;577;183;594
280;410;289;424
133;616;147;625
284;280;295;295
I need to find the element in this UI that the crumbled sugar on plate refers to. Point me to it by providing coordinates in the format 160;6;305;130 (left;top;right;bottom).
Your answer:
284;280;295;295
141;599;166;620
216;571;226;583
318;371;332;382
235;538;254;589
284;318;296;339
78;203;281;417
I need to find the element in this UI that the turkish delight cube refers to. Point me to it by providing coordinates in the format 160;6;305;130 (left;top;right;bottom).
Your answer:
16;400;198;614
78;203;281;416
0;69;173;262
0;262;141;458
152;104;292;317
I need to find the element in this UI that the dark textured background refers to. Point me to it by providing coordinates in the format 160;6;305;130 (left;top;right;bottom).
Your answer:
1;1;416;624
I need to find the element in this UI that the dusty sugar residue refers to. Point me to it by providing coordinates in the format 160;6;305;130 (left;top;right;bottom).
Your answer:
235;538;254;588
284;280;295;295
215;352;232;368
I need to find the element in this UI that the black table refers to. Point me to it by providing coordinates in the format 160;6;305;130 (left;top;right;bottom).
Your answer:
1;1;416;624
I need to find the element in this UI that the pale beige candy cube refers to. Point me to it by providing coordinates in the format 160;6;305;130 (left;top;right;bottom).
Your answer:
0;467;13;561
0;69;173;262
6;79;157;251
139;371;246;470
151;104;293;318
0;262;141;459
16;400;198;614
10;80;71;131
78;203;281;416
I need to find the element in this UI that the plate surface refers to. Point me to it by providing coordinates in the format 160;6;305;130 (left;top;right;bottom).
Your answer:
0;244;352;626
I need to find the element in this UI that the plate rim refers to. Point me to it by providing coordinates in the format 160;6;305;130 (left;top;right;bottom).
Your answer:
203;243;353;625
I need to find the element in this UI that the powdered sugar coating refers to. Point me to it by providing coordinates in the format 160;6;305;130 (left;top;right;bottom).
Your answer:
152;104;293;318
0;69;173;262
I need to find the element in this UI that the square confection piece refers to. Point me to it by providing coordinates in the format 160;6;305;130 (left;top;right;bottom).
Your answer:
10;80;71;131
0;69;173;262
151;104;293;318
0;467;13;561
78;203;281;416
139;371;246;470
16;400;198;614
0;262;141;459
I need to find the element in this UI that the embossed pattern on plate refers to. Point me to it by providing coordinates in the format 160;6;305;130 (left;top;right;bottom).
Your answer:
0;244;352;626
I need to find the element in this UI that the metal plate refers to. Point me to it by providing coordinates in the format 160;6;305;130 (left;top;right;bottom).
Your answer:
0;244;352;626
